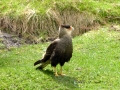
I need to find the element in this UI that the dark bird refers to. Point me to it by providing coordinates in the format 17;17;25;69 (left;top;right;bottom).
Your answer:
34;25;74;76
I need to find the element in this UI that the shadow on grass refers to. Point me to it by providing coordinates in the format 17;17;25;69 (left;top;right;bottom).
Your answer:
39;69;80;89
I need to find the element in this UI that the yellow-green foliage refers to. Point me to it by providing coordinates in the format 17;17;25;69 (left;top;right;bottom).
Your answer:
0;0;120;21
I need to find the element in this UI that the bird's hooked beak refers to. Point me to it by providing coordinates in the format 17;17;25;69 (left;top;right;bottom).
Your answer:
70;26;74;31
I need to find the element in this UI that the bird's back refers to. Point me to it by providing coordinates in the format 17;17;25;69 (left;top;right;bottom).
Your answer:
50;35;73;66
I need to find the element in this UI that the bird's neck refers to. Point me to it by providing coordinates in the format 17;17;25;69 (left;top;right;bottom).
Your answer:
59;30;71;38
59;34;70;38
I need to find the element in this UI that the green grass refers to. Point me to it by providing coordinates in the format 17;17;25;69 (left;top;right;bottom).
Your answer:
0;27;120;89
0;0;120;22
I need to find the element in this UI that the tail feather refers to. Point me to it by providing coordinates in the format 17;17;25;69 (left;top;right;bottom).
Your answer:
35;60;50;70
34;59;42;66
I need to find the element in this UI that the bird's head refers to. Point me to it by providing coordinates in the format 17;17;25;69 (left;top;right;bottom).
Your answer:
58;25;74;38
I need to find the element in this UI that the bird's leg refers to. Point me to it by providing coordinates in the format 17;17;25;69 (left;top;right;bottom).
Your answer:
53;67;58;76
60;66;65;76
60;66;62;75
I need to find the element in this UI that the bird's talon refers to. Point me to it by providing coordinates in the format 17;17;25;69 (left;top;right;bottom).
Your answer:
55;73;59;76
59;73;66;76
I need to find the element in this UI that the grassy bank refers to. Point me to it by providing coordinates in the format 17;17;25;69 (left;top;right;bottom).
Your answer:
0;0;120;43
0;27;120;89
1;0;120;18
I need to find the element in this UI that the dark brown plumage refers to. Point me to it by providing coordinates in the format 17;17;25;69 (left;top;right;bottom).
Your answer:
34;25;74;76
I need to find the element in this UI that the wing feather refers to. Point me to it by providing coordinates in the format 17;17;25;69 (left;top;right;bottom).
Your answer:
43;40;58;62
34;39;58;66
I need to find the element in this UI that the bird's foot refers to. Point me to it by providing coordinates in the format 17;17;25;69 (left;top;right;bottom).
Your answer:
54;73;59;76
59;72;66;76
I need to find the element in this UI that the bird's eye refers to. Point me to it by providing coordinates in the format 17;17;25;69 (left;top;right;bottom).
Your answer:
65;26;70;29
61;25;70;29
